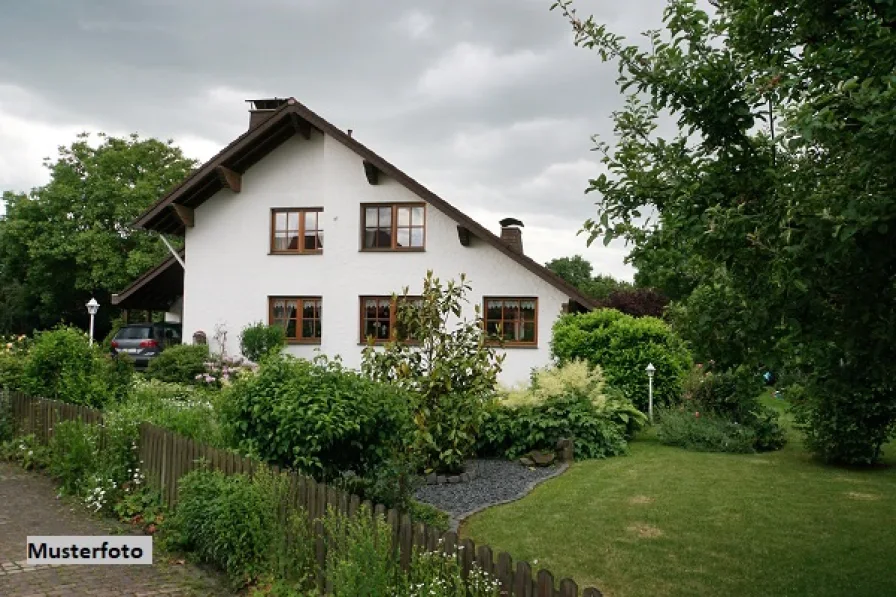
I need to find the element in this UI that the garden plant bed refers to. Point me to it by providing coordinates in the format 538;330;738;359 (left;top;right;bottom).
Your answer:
415;458;569;531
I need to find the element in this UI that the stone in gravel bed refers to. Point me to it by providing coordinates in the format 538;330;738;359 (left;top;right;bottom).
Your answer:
414;459;564;521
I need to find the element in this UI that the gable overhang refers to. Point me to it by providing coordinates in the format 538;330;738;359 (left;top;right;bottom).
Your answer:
133;98;598;310
111;250;185;311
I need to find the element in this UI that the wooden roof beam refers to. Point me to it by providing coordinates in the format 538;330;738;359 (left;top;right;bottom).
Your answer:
363;159;380;185
215;166;242;193
457;225;472;247
172;204;194;228
290;113;312;140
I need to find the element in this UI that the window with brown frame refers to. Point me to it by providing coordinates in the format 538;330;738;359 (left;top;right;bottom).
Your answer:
269;297;322;343
360;296;423;343
483;297;538;346
361;203;425;250
271;208;323;254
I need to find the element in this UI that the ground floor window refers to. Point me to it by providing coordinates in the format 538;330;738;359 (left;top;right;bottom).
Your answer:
360;296;423;343
483;297;538;346
269;296;322;343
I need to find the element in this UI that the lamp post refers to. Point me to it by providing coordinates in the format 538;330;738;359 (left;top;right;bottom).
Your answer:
646;362;656;425
86;298;99;347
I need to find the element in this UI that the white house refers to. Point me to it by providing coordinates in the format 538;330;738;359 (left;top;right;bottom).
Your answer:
112;98;596;384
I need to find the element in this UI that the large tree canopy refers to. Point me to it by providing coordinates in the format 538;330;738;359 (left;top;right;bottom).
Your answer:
0;133;195;336
553;0;896;463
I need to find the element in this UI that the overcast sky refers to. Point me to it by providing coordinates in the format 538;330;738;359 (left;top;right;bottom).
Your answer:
0;0;672;281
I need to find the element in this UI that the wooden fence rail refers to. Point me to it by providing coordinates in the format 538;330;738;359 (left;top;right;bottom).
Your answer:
1;391;603;597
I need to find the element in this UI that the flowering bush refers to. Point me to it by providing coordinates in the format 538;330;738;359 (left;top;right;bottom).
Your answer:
657;408;756;453
196;354;258;388
0;333;31;391
1;433;49;469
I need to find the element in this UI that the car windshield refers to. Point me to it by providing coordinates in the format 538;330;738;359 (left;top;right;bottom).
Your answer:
115;327;152;340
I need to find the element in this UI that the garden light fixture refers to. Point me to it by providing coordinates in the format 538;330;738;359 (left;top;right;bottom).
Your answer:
646;362;656;424
86;298;99;346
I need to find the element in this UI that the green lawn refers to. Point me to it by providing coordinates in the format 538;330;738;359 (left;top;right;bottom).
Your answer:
461;398;896;597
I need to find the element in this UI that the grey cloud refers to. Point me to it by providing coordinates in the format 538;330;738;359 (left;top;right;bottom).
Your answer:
0;0;674;278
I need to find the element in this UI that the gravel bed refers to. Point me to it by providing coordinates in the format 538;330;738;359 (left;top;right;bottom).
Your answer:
415;459;568;531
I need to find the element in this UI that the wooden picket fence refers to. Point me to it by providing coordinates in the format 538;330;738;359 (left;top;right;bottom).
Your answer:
2;391;603;597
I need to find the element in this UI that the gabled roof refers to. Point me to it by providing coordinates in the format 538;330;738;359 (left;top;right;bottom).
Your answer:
133;98;597;310
111;249;184;310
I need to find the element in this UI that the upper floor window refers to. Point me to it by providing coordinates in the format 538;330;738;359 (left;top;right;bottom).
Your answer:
360;295;423;343
483;297;538;346
361;203;425;250
269;296;322;343
271;208;323;254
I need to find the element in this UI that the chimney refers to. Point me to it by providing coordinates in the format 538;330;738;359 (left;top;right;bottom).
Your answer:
499;217;524;254
246;98;290;129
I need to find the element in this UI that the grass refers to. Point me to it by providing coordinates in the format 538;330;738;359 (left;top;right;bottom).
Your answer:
461;396;896;597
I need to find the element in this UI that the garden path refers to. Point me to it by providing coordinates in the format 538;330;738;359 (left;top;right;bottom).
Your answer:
0;461;229;597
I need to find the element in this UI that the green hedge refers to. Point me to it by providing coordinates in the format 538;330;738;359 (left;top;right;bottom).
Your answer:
551;309;692;412
146;344;210;385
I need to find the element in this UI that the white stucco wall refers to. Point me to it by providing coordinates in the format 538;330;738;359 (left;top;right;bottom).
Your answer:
182;132;570;385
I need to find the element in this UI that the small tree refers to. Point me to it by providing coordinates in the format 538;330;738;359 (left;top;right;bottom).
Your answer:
239;321;286;362
361;271;505;474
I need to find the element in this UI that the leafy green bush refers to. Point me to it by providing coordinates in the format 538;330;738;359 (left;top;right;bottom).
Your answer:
362;271;505;474
221;354;414;479
685;366;787;452
167;467;288;587
1;433;49;469
0;392;12;443
48;420;98;495
239;321;286;363
323;506;402;596
22;325;133;407
477;361;645;460
107;378;223;446
0;333;31;391
404;549;501;597
551;309;692;413
146;344;210;385
409;501;450;533
657;409;756;453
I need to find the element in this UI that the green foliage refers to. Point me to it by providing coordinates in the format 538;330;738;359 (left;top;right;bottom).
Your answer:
22;325;133;407
323;507;401;597
551;309;692;412
657;409;756;454
221;354;414;479
1;433;49;470
0;333;31;391
0;133;195;336
685;366;787;452
408;501;450;534
239;321;286;363
478;362;644;459
146;344;210;385
107;378;222;446
551;0;896;463
167;467;287;587
48;420;98;495
0;391;11;443
545;255;634;300
403;550;501;597
362;271;505;474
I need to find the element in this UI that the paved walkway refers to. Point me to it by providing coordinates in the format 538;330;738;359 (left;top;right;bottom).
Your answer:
0;462;229;597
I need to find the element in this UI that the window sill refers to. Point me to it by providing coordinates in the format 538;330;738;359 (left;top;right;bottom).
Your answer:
286;339;322;345
268;251;323;256
485;343;539;349
359;248;425;253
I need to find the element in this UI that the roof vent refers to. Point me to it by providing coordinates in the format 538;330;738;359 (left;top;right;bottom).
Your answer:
246;98;290;129
499;218;524;254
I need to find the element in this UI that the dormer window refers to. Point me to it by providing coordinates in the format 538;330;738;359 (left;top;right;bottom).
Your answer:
271;208;323;254
361;203;425;251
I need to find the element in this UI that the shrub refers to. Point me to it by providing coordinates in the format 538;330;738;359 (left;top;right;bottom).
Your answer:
657;409;756;453
323;506;401;597
362;271;504;474
0;333;31;391
409;501;450;533
221;354;414;479
685;366;787;452
48;420;98;495
597;287;670;318
551;309;692;412
403;549;501;597
167;467;288;587
239;321;286;363
477;362;644;460
22;325;133;407
107;378;222;446
146;344;210;385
